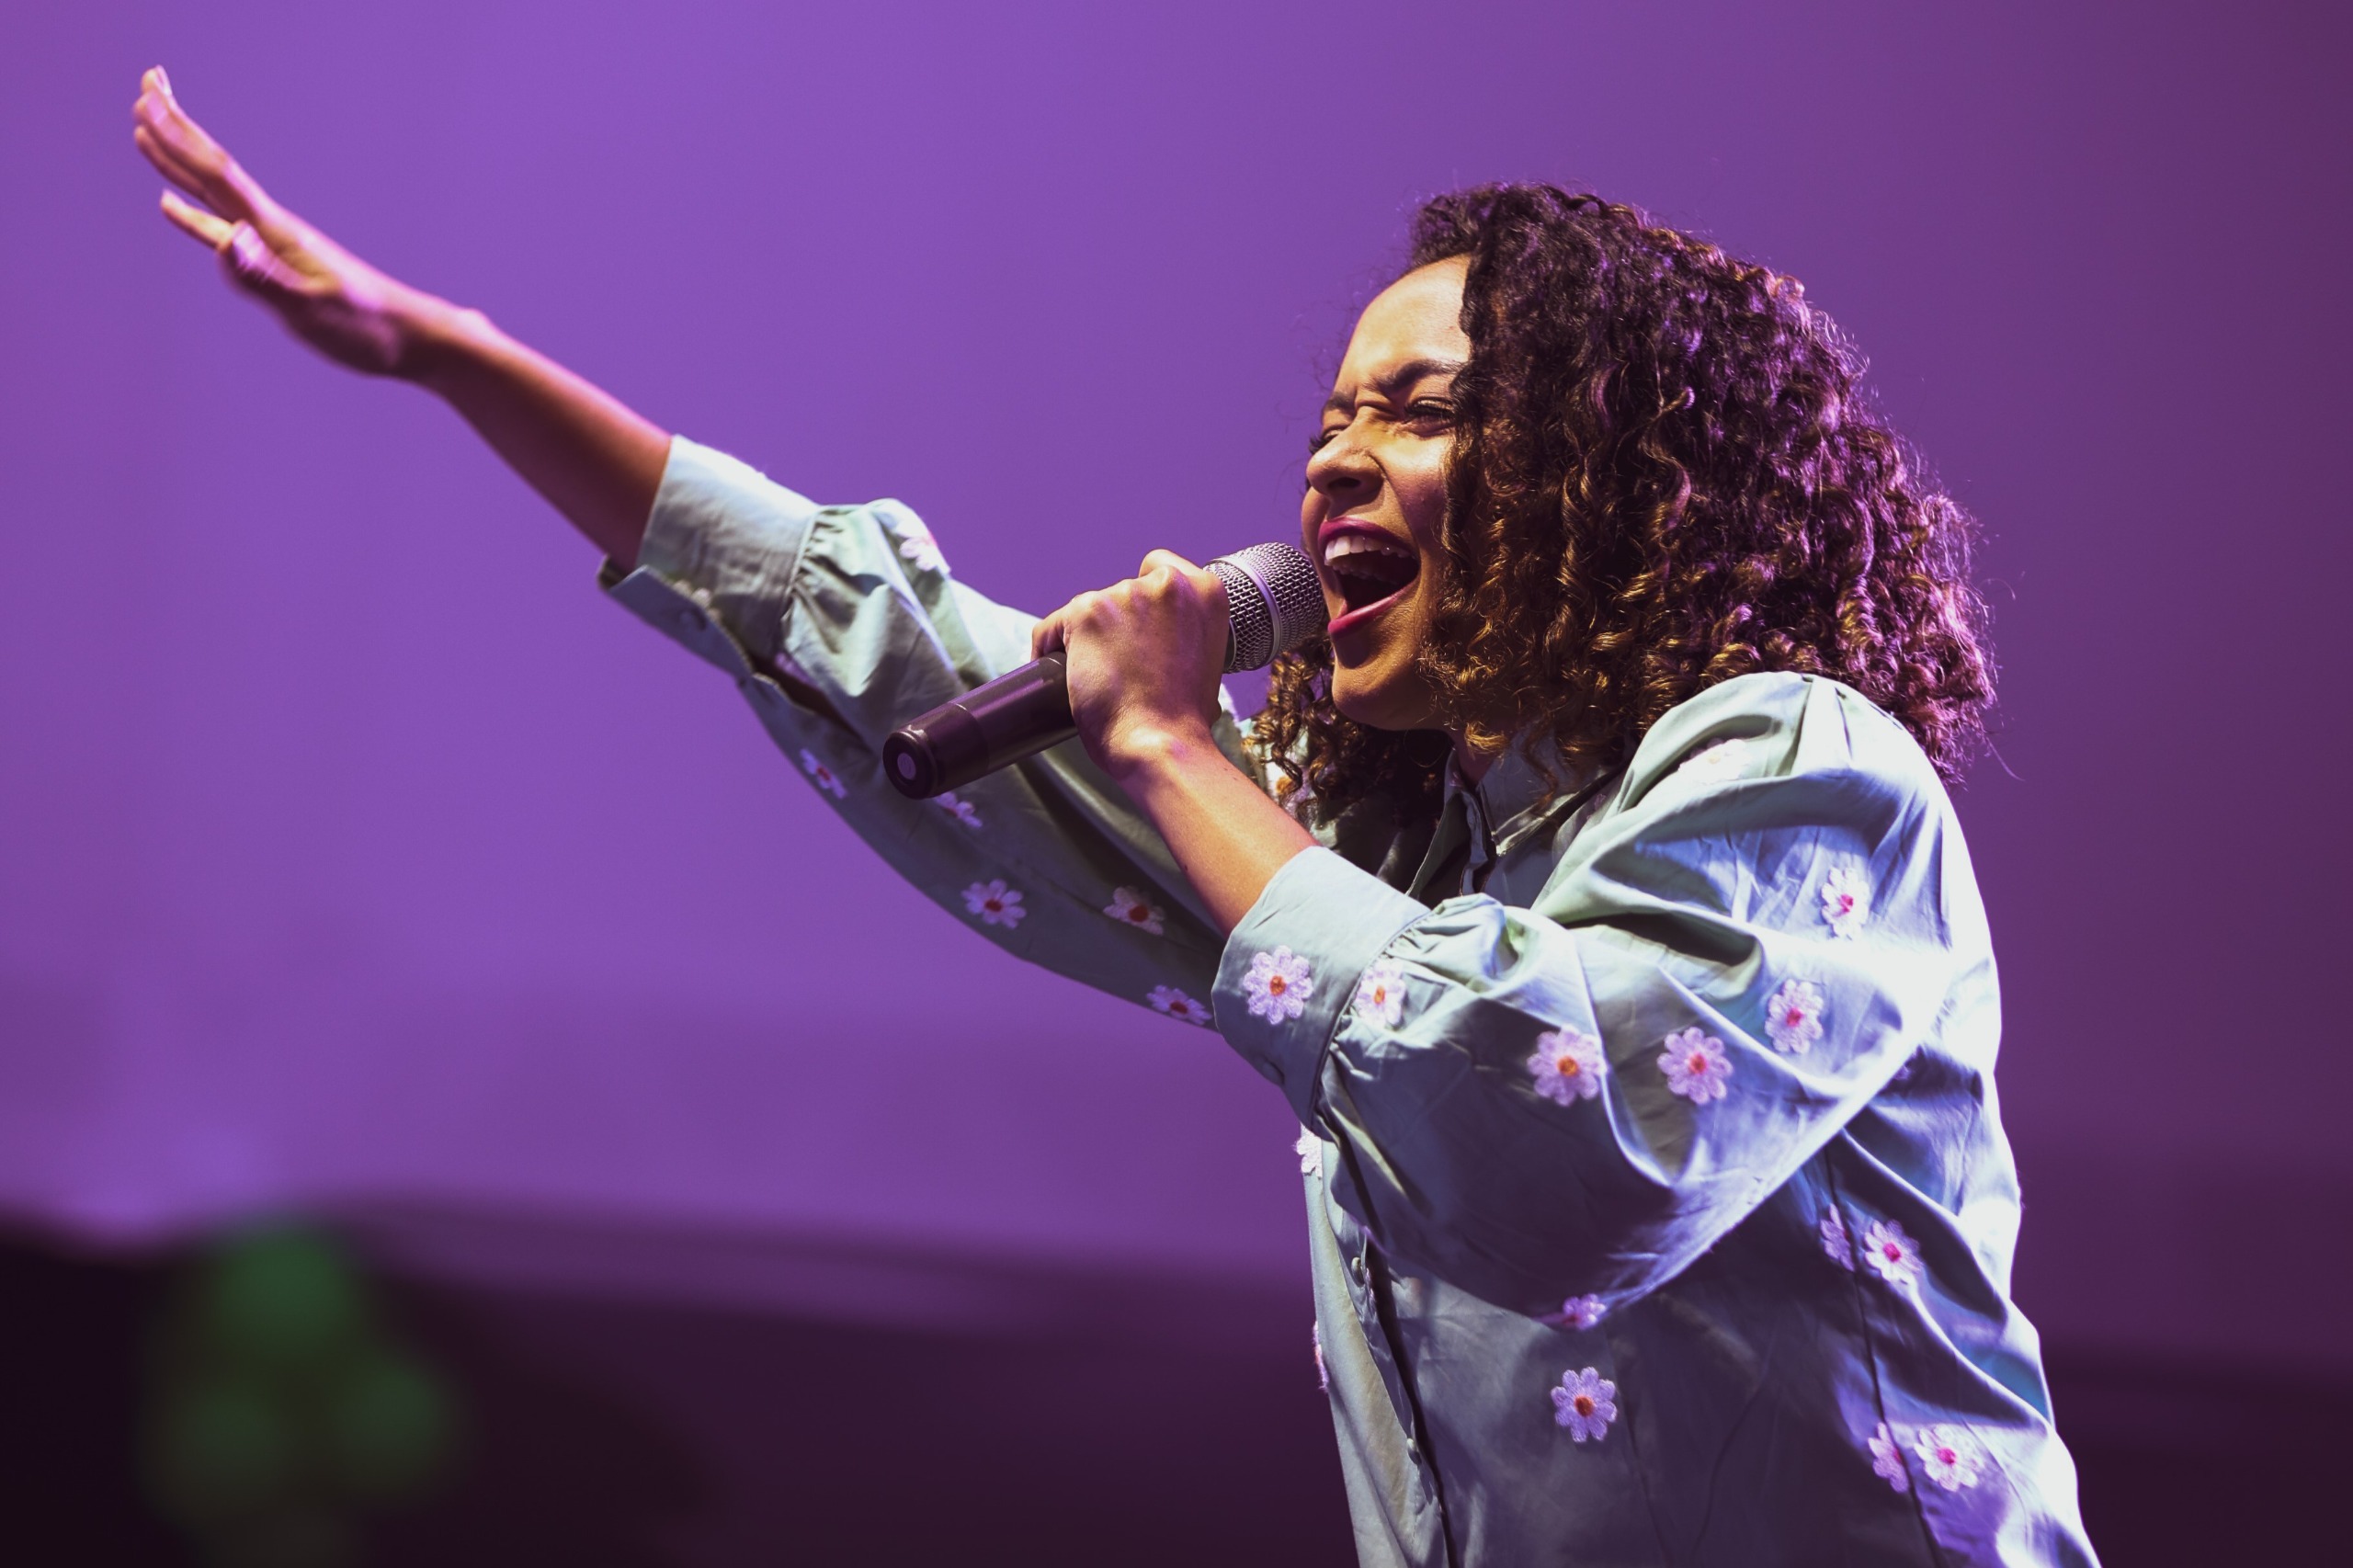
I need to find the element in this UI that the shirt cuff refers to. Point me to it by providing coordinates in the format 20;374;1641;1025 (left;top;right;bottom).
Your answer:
600;435;822;676
1213;846;1429;1119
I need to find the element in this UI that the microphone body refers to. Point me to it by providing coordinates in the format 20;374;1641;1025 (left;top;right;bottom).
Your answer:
882;542;1324;800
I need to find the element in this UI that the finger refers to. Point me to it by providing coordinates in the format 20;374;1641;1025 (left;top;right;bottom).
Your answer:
1138;548;1201;578
131;71;265;225
158;188;234;248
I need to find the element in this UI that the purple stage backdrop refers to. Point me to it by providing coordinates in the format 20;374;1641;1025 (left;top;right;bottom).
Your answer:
2;2;2346;1369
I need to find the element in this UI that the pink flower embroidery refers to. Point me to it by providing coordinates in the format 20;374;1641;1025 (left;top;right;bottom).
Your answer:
1821;863;1871;938
1527;1028;1606;1105
1313;1320;1328;1392
1147;984;1211;1026
1764;979;1825;1056
1860;1218;1923;1290
1870;1422;1910;1494
1355;960;1408;1028
1820;1207;1856;1271
892;513;947;575
961;879;1026;928
933;790;982;828
1560;1294;1608;1331
1244;948;1314;1023
1912;1425;1983;1492
1103;886;1165;936
1658;1028;1733;1103
1294;1127;1321;1175
1676;736;1752;784
1550;1367;1619;1442
799;749;847;800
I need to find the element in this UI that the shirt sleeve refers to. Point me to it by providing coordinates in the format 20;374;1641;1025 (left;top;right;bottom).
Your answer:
601;435;1256;1026
1211;673;1975;1315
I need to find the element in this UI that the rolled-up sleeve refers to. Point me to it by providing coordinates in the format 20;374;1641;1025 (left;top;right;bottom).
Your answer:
604;436;1252;1024
1212;674;1966;1317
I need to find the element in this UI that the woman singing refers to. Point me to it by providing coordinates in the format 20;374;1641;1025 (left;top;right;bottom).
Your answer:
132;66;2096;1566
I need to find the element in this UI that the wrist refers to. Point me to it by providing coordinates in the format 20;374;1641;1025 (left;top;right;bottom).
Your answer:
1101;715;1225;790
392;292;499;388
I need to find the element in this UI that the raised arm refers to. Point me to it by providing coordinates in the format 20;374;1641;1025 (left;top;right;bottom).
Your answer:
131;66;669;567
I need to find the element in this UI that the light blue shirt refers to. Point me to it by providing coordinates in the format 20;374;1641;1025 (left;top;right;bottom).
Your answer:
606;437;2097;1566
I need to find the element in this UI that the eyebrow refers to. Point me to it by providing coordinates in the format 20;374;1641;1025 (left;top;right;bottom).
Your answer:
1322;357;1469;417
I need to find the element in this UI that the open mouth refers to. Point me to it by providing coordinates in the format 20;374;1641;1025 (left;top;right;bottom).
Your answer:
1323;529;1420;631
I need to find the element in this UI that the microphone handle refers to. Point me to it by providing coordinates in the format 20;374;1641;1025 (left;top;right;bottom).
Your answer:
881;653;1075;799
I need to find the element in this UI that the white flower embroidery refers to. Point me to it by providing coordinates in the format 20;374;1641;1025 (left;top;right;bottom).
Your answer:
1676;736;1752;784
1313;1320;1328;1392
1147;984;1211;1026
892;513;948;575
1820;862;1872;938
799;749;847;800
1527;1028;1606;1105
1860;1218;1924;1290
1658;1028;1733;1104
933;790;983;828
1870;1422;1911;1494
961;879;1026;928
1820;1207;1857;1271
1355;960;1408;1028
1912;1425;1983;1492
1764;978;1826;1056
1294;1127;1321;1175
1560;1294;1608;1331
1103;886;1165;936
1243;948;1314;1022
1550;1368;1619;1442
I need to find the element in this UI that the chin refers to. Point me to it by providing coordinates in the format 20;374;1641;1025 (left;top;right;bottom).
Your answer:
1330;668;1436;733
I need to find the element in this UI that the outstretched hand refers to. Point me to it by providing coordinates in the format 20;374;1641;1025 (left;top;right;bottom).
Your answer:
132;66;423;376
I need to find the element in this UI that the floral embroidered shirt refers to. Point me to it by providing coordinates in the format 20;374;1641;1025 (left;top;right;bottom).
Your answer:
604;437;2098;1568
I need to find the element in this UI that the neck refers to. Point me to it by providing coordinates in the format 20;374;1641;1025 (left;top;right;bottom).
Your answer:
1450;730;1498;785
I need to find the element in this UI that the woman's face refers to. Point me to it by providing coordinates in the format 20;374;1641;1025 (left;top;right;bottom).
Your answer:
1302;256;1470;734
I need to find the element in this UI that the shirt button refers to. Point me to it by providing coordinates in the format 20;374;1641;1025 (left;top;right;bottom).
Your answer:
1405;1439;1423;1466
1350;1255;1368;1283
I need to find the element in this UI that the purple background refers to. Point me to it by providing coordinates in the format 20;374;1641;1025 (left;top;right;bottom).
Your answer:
3;0;2346;1370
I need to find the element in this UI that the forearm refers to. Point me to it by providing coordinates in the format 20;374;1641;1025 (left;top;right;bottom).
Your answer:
400;295;671;567
1109;723;1316;935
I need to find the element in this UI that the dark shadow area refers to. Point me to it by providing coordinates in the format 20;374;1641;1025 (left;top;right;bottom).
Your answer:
0;1224;2335;1563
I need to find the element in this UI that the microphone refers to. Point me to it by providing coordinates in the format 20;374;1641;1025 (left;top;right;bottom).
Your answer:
881;542;1326;800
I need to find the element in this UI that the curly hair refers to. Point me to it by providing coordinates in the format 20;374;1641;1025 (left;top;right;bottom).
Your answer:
1256;185;1994;823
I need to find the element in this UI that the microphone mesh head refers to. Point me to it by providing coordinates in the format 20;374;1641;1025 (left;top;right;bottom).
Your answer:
1209;543;1328;672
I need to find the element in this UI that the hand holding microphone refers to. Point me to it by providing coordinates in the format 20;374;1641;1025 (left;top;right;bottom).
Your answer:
883;543;1324;799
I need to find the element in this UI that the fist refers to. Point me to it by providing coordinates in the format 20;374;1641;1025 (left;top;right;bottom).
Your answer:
1031;550;1231;778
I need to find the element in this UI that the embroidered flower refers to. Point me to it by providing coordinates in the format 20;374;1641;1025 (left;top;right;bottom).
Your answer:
1526;1028;1606;1105
1859;1218;1924;1290
1676;736;1752;784
1658;1028;1733;1103
799;749;847;800
933;790;983;828
1560;1294;1608;1331
1147;984;1211;1026
1355;960;1408;1028
961;879;1026;928
1763;978;1826;1056
1870;1422;1911;1494
1103;886;1165;936
1820;1206;1856;1271
1313;1321;1328;1392
1912;1425;1983;1492
1243;948;1314;1022
1550;1368;1619;1442
1820;862;1872;938
1294;1126;1321;1175
892;513;948;575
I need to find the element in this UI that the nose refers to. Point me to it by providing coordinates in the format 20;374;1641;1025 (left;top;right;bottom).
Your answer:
1305;420;1377;507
